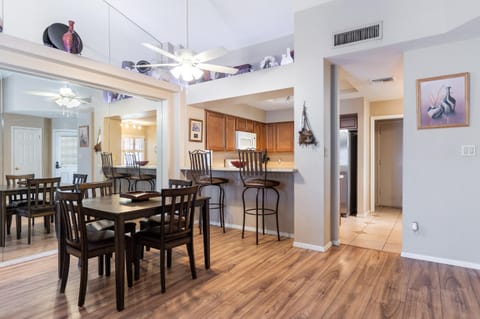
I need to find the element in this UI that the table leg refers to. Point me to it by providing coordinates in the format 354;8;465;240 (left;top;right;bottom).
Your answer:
115;218;125;311
202;198;210;269
0;193;6;247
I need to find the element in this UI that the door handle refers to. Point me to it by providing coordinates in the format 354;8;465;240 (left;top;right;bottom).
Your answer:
55;161;61;169
15;167;20;170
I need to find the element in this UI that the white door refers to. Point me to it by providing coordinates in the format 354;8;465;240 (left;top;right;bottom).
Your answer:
11;127;43;177
52;130;78;184
376;119;403;207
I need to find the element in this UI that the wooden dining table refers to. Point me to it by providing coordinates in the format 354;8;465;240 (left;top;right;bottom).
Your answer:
61;194;211;311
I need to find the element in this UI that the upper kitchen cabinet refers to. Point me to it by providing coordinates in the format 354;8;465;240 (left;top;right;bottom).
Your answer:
235;117;254;132
205;110;226;151
266;121;294;153
254;121;266;151
225;115;236;151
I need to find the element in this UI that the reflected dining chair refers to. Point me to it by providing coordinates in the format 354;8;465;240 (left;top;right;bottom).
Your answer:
56;190;133;307
5;173;34;238
189;150;228;232
133;185;198;293
100;152;130;193
124;152;155;191
238;149;280;245
16;177;61;244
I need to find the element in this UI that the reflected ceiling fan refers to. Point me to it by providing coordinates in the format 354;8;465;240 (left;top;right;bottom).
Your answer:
138;0;238;82
27;87;91;108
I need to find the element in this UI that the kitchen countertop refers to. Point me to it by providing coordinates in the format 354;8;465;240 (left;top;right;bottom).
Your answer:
181;167;297;173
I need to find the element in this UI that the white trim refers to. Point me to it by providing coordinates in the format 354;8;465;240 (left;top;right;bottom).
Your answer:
369;114;403;212
293;241;332;252
401;251;480;270
332;239;340;246
0;249;57;268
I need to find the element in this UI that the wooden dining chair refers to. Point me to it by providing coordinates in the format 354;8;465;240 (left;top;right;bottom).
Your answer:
133;185;198;293
16;177;61;244
72;173;88;188
56;190;133;307
5;174;35;238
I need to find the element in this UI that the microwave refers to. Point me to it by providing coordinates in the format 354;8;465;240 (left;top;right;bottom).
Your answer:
236;131;257;150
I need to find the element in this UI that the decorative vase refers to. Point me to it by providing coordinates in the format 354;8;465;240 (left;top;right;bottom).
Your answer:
441;86;456;114
280;47;294;65
62;20;75;53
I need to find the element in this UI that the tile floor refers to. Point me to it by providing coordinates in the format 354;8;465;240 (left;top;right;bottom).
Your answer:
339;206;402;253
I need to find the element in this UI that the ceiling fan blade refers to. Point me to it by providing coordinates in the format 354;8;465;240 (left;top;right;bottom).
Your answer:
194;47;227;63
26;91;59;97
133;63;179;68
197;63;239;75
142;43;181;62
76;97;91;103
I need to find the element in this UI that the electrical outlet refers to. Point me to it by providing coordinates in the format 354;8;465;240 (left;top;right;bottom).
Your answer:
461;145;476;157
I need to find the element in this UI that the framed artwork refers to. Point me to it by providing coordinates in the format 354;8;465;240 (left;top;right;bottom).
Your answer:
417;72;469;129
79;125;89;147
189;119;203;142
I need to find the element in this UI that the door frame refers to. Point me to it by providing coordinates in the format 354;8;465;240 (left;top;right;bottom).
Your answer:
11;126;43;176
52;129;78;181
369;114;403;212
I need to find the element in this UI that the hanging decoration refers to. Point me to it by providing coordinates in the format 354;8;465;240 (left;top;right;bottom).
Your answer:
298;101;317;146
94;129;102;152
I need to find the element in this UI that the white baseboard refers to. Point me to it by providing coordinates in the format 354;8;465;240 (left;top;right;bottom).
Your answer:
207;221;294;238
0;249;57;268
332;239;340;246
293;241;332;252
401;251;480;270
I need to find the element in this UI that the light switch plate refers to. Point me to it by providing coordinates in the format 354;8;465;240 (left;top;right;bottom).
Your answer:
461;144;476;156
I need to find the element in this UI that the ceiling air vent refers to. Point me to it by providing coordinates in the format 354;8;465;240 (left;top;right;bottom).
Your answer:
333;22;382;47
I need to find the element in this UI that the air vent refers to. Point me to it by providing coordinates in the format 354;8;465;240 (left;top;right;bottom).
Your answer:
333;22;382;47
370;77;395;83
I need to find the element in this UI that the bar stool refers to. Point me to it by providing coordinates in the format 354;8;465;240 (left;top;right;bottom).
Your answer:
124;152;155;191
238;149;280;245
189;150;228;233
100;152;130;193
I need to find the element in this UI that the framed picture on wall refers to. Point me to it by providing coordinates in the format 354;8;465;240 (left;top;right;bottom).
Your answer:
189;119;203;142
417;72;469;129
79;125;89;147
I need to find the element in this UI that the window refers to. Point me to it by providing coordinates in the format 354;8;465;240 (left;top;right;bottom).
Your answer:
121;135;145;164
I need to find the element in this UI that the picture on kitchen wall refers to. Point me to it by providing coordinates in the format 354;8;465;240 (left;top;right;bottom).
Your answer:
79;125;89;147
189;119;203;142
417;72;469;129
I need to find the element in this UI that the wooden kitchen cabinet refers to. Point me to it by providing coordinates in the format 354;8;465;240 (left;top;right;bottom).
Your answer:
225;115;236;151
205;111;226;151
266;121;294;153
254;121;266;150
236;117;254;132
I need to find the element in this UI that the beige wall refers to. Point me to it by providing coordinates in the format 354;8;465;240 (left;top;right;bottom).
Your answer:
370;99;403;117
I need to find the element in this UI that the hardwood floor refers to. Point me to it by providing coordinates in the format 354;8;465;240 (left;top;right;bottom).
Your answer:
0;227;479;318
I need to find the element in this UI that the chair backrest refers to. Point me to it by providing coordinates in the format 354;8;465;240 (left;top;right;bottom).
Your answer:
168;179;193;188
124;152;141;175
56;190;86;250
100;152;114;179
189;150;213;183
5;174;35;202
26;177;62;211
160;185;198;239
72;173;88;186
237;149;269;184
77;181;113;199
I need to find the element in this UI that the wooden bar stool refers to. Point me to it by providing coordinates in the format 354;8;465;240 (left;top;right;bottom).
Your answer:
100;152;130;193
189;150;228;233
238;149;280;245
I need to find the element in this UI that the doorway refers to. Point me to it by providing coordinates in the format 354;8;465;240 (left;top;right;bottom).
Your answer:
52;129;78;184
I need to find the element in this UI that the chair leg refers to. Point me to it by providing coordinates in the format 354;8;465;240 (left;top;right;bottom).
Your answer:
219;185;226;233
78;256;88;307
167;248;172;268
16;215;22;239
134;243;141;281
60;254;70;293
273;187;281;241
255;188;260;245
160;246;166;293
98;255;104;276
7;215;12;235
261;188;266;235
186;242;197;279
198;186;204;234
105;254;111;277
27;217;32;245
126;240;133;288
241;188;248;239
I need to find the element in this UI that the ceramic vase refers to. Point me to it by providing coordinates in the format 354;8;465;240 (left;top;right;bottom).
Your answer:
62;20;75;53
441;86;456;114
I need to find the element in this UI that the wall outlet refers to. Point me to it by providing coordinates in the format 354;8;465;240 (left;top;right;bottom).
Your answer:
461;145;476;157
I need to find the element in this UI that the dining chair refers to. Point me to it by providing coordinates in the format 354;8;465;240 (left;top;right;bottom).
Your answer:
133;185;198;293
16;177;61;244
124;152;155;191
5;174;35;238
238;149;280;245
56;190;133;307
72;173;88;189
189;149;228;232
100;152;130;193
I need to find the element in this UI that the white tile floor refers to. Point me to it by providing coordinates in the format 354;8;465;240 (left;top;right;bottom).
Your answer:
339;207;402;253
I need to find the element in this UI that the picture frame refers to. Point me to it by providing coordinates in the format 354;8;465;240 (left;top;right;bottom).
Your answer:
79;125;89;147
189;118;203;142
417;72;469;129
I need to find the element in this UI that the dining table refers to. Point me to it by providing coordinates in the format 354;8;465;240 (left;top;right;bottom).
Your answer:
61;193;211;311
0;183;75;247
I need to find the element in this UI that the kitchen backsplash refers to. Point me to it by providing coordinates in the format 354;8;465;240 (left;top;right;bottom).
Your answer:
212;151;294;168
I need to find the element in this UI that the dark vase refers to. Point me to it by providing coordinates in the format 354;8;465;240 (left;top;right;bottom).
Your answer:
441;86;456;114
62;20;75;53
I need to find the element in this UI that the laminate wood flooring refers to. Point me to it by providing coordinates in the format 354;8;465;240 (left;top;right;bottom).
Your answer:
0;228;479;319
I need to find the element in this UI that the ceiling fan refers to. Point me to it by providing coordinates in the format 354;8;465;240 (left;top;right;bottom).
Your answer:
138;0;238;82
27;87;91;108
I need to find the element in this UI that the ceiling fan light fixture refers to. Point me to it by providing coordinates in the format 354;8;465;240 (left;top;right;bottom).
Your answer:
170;64;203;82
